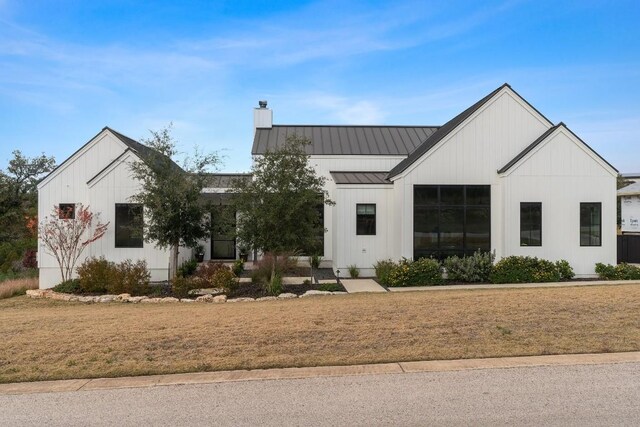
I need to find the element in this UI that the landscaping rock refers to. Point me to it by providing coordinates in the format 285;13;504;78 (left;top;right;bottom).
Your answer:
116;293;131;301
26;289;46;298
98;295;116;303
238;277;252;283
256;296;277;301
300;290;332;297
277;293;298;299
331;291;348;295
196;295;214;303
189;288;223;296
213;295;227;303
161;297;179;303
141;298;163;303
180;298;195;303
227;297;255;303
78;296;96;303
128;296;147;303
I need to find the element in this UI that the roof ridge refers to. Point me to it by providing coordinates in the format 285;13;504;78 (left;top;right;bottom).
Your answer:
271;124;441;128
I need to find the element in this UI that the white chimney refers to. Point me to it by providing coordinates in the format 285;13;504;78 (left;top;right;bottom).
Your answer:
253;100;272;134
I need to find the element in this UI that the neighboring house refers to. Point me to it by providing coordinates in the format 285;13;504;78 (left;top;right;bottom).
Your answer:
618;175;640;234
38;83;617;288
253;83;617;277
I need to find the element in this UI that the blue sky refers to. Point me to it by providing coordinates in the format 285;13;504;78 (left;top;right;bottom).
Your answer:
1;0;639;173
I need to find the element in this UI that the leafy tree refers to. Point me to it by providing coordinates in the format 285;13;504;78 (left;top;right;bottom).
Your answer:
230;135;334;294
128;126;221;279
0;151;55;271
39;204;109;283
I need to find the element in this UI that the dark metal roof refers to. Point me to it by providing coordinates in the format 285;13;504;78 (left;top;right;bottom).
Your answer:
621;173;640;179
106;127;183;172
498;123;618;174
330;171;391;185
497;124;560;174
203;173;252;188
387;84;517;179
252;125;439;156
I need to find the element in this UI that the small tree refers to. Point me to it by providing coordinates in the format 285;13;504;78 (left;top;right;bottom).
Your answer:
128;125;221;279
230;135;334;294
39;204;109;283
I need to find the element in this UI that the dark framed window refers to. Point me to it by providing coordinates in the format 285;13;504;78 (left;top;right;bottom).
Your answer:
580;203;601;246
115;204;143;248
356;204;376;235
414;185;490;260
520;203;542;246
58;203;75;219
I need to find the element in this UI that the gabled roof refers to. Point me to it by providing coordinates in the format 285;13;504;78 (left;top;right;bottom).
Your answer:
202;173;252;188
252;125;439;156
105;127;183;173
497;123;618;175
330;171;391;185
497;124;561;174
387;83;520;179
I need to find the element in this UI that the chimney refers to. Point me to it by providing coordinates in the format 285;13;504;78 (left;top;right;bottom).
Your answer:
253;100;272;134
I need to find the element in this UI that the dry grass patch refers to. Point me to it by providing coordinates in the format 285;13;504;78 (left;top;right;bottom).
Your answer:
1;284;639;383
0;277;38;300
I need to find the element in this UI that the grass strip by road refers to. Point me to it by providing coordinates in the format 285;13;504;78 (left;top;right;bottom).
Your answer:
1;284;639;383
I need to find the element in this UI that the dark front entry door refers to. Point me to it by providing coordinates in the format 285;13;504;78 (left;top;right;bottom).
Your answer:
211;211;236;260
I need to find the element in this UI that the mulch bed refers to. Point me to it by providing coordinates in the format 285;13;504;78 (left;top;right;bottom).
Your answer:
228;281;345;298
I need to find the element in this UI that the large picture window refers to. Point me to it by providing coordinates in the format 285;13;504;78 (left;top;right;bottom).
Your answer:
520;203;542;246
115;204;143;248
356;204;376;235
414;185;490;260
580;202;601;246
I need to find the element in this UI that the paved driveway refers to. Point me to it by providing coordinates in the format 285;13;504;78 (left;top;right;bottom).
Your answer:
2;362;639;426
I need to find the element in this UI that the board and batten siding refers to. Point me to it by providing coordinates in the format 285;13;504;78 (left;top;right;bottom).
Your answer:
307;155;405;263
332;185;395;276
391;87;552;262
500;127;617;276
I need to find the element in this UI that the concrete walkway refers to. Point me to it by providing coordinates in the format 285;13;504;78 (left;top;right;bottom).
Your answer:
388;279;640;292
1;352;638;396
340;278;387;293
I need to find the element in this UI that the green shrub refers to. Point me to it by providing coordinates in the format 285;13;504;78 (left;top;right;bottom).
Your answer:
266;273;283;296
232;259;245;276
595;262;640;280
77;257;114;294
109;260;150;296
251;253;296;284
443;250;495;283
347;265;360;278
177;259;198;278
171;276;205;299
309;254;323;269
318;282;342;292
555;260;575;280
53;279;82;294
387;257;443;287
490;256;562;284
374;259;395;286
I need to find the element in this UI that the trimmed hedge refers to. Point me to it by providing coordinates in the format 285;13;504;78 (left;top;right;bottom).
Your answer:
490;256;568;284
387;258;442;287
595;262;640;280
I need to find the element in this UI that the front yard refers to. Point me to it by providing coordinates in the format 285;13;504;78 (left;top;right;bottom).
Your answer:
1;284;639;384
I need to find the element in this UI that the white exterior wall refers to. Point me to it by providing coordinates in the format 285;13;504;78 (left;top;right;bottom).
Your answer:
392;87;552;261
37;130;173;288
307;155;406;263
501;129;617;276
333;185;395;276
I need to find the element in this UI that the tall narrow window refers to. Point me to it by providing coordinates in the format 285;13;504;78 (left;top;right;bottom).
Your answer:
58;203;75;219
356;204;376;235
520;203;542;246
115;204;143;248
580;203;601;246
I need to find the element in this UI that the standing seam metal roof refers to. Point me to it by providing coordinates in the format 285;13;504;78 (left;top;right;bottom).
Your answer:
330;171;391;185
252;125;439;156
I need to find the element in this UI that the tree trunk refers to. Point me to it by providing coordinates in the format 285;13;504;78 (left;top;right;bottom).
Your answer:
270;253;277;287
170;242;179;280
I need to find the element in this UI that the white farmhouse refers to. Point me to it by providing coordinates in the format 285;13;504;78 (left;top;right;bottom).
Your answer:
37;83;617;288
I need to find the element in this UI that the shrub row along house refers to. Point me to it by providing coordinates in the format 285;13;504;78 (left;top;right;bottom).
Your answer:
37;83;617;288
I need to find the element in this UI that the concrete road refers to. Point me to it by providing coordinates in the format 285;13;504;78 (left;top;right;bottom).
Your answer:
2;362;639;426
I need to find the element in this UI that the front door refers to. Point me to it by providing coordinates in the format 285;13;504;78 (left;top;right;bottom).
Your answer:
211;211;236;260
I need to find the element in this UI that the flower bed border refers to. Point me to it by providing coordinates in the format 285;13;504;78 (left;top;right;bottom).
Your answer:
25;289;347;304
